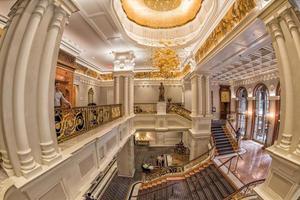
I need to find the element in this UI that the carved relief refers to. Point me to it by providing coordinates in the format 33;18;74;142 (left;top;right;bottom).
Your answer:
196;0;256;63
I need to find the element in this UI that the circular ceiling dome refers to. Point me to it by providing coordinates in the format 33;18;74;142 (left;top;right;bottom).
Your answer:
121;0;203;29
144;0;182;11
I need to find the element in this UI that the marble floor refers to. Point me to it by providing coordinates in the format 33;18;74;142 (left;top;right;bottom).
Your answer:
219;140;272;185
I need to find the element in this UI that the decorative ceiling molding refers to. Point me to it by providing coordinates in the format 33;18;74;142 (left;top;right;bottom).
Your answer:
195;0;257;63
211;43;278;82
120;0;203;29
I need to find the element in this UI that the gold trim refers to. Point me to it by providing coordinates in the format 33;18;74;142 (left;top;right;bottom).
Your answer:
196;0;256;63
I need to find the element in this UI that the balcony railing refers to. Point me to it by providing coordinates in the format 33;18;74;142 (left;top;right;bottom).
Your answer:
134;103;157;114
55;104;122;143
167;103;191;121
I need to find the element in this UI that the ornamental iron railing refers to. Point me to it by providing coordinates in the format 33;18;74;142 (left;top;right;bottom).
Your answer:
55;104;122;143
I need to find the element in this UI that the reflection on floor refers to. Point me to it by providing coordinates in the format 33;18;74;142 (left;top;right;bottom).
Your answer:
219;140;272;184
101;145;175;200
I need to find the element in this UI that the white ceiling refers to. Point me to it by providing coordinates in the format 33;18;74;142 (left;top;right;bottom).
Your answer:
63;0;235;72
197;19;278;83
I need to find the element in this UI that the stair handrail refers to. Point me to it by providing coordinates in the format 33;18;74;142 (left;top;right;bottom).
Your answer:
144;145;215;183
226;119;238;140
224;178;266;200
130;182;179;198
183;145;215;170
167;103;192;120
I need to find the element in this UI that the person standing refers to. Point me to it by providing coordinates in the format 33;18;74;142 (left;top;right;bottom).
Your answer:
54;82;71;108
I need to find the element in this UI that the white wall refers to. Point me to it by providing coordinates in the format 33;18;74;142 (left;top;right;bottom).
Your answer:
183;82;192;111
211;84;220;119
74;73;114;107
134;85;183;103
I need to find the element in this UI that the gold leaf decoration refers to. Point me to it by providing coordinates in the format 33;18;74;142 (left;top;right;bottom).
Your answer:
196;0;256;63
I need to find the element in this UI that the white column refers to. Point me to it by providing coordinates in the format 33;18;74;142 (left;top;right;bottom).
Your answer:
38;6;67;165
123;76;129;116
205;75;211;116
191;74;198;117
114;76;120;104
197;74;203;116
282;9;300;59
117;136;135;177
268;19;293;151
13;0;54;176
128;76;134;116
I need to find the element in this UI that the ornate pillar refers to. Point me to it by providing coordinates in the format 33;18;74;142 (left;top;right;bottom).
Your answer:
197;74;204;116
117;136;135;177
123;76;129;116
128;75;134;116
38;5;68;165
188;72;211;160
282;8;300;58
0;0;78;178
255;1;300;199
268;19;293;151
205;75;211;117
114;76;120;104
191;74;198;117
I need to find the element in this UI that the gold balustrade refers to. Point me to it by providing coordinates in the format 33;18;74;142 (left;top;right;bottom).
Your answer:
134;103;157;114
55;104;122;143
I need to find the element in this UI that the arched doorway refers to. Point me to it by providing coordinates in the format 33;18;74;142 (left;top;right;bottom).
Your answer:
236;87;248;137
252;84;269;144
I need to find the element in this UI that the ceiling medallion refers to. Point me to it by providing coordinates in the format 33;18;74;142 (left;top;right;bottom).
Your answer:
121;0;203;29
144;0;182;11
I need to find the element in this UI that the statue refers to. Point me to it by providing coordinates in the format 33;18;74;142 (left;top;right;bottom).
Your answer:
159;82;165;102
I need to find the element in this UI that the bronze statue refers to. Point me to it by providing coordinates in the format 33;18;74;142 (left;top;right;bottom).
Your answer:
159;82;165;102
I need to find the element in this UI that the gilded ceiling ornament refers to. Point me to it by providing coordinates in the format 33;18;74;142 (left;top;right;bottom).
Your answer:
144;0;182;11
121;0;203;29
196;0;256;63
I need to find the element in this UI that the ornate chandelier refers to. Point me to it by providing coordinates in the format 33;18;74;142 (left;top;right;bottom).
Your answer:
152;47;180;72
144;0;182;11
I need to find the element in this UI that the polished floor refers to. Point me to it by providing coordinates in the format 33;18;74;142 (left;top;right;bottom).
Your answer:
219;140;272;184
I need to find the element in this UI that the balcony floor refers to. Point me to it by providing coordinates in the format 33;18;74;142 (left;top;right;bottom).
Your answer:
218;140;272;184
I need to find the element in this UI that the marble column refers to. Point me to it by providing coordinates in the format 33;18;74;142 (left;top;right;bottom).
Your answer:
38;5;67;165
188;72;211;160
255;1;300;199
191;74;198;117
123;76;129;116
205;75;212;117
0;0;78;177
117;136;135;177
114;76;120;104
197;74;204;117
128;76;134;116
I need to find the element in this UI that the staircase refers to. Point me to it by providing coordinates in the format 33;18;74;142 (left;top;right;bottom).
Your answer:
137;163;236;200
211;122;237;156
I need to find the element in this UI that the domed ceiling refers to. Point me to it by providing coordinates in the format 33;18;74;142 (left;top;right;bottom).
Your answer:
121;0;203;28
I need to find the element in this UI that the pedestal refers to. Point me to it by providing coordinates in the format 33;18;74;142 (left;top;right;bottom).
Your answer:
157;102;166;115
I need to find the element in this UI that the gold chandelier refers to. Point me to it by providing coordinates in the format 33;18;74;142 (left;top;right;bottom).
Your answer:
152;47;180;72
144;0;182;11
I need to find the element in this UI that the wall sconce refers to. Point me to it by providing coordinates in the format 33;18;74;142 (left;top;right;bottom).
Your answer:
247;110;253;116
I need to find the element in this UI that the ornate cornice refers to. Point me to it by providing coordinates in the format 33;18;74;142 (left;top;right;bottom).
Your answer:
195;0;256;63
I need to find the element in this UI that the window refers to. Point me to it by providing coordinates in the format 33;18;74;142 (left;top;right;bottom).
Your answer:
253;85;269;144
236;88;248;137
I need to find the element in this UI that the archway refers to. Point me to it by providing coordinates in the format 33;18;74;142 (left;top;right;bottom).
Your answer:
252;84;269;144
236;87;248;137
